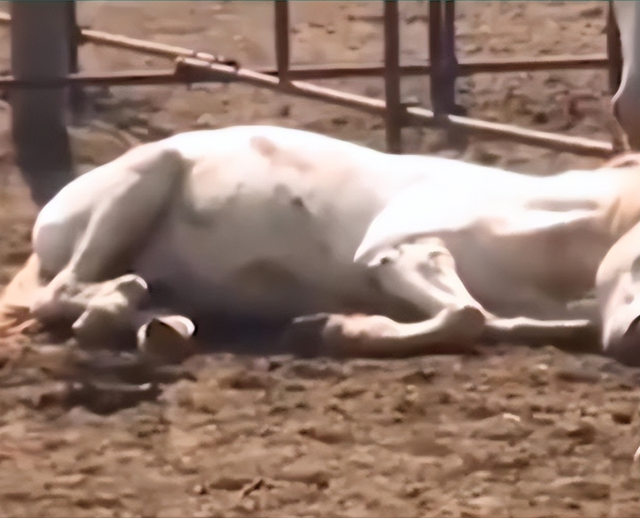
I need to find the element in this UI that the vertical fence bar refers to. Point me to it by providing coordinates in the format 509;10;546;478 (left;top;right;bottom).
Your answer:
429;0;465;147
428;0;443;113
66;1;79;76
606;1;622;95
442;0;458;113
274;0;290;82
66;0;84;120
384;0;402;153
10;1;73;206
429;0;457;115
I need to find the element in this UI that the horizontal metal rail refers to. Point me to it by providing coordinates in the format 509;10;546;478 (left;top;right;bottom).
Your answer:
0;56;611;90
0;68;199;88
0;11;609;80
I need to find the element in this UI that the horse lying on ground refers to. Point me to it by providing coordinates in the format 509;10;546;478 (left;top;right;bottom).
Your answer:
1;125;640;366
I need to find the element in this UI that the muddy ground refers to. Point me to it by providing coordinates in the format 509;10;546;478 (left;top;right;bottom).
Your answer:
0;2;639;517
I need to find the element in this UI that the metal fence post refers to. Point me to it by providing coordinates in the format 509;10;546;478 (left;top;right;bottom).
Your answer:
9;1;73;206
66;1;85;121
429;0;465;146
274;0;290;83
384;0;402;153
429;0;455;115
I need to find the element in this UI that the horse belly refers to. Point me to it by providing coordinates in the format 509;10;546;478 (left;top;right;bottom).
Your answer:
132;200;383;321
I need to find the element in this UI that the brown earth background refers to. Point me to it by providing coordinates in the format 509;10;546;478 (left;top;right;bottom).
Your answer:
0;2;639;517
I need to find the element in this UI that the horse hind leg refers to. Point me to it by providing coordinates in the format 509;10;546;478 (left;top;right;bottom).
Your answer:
31;144;186;341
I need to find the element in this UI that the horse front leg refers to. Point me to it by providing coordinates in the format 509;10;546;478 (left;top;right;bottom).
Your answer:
283;238;487;358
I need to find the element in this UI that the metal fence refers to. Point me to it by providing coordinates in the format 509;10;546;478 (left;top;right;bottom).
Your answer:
0;1;621;202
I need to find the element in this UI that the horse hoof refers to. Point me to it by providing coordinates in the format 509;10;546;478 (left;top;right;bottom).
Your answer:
137;315;196;365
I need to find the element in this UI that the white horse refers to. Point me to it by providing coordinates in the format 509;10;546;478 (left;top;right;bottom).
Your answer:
1;125;639;366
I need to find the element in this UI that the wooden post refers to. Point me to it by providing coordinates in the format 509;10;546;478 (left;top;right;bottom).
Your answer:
9;1;74;207
384;0;402;153
274;0;290;82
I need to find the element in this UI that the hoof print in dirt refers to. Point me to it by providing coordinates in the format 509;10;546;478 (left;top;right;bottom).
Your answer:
65;380;162;415
74;350;197;386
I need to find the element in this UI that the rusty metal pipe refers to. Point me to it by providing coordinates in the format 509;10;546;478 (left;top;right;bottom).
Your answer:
405;105;613;157
176;57;614;158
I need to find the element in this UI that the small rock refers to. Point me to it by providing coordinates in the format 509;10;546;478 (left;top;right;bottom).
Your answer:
331;379;367;399
195;113;216;128
399;367;437;385
405;436;453;457
283;382;307;392
208;475;255;491
193;484;207;495
298;423;352;445
550;477;610;500
470;414;533;441
233;498;256;513
128;125;150;141
219;369;273;391
277;104;291;118
51;474;86;488
402;483;426;498
579;5;604;18
554;419;597;444
531;412;558;425
606;402;636;425
530;494;551;506
283;360;346;380
554;368;600;384
463;398;502;420
278;458;330;488
580;405;599;417
437;389;457;405
462;43;482;55
532;110;550;124
460;495;506;517
563;497;581;509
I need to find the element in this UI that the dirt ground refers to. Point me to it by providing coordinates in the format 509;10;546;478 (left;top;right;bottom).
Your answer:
0;2;639;517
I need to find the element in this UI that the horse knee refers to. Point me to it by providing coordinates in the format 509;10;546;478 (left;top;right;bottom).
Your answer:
70;274;149;346
441;304;486;343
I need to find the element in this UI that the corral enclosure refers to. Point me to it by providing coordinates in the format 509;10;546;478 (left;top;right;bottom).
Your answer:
0;2;638;517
